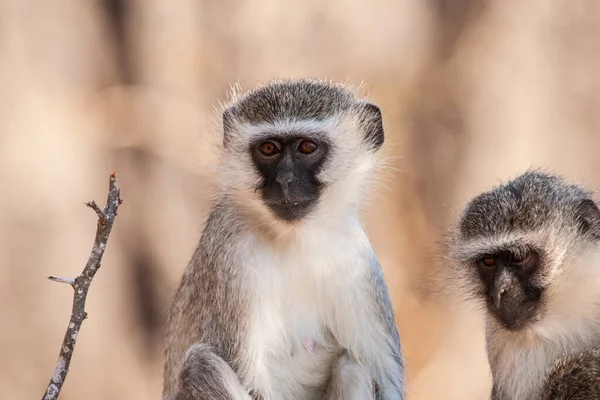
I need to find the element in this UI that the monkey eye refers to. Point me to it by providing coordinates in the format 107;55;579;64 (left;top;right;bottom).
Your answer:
259;141;281;156
298;140;317;154
479;256;496;268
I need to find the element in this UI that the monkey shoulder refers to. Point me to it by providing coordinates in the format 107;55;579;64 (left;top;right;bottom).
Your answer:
178;199;249;299
541;347;600;400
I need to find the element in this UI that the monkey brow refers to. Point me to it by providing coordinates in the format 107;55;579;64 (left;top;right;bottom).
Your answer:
242;117;340;137
458;236;536;260
252;130;328;141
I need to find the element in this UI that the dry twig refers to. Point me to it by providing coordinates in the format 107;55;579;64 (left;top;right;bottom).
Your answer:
42;171;123;400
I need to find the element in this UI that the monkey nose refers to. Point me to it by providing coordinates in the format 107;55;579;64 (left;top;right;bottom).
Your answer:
494;288;505;309
492;268;512;310
276;171;294;197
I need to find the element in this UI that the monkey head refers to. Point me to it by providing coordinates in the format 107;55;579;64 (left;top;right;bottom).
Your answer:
216;79;385;226
449;171;600;332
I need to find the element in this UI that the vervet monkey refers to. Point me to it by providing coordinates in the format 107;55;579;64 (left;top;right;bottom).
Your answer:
447;170;600;399
162;79;404;400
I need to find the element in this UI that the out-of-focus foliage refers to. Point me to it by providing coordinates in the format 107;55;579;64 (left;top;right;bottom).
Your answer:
1;1;599;399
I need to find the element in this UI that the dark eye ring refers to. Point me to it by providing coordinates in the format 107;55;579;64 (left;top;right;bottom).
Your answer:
298;140;317;154
479;256;496;268
259;141;280;156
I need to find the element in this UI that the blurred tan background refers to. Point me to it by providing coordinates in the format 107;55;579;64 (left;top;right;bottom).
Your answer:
1;0;600;399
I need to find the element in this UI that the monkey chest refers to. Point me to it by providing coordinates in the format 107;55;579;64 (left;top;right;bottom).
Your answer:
242;299;339;399
491;341;564;399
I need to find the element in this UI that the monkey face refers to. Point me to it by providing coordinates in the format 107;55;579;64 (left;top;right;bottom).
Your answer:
218;80;386;227
250;134;330;221
474;248;544;330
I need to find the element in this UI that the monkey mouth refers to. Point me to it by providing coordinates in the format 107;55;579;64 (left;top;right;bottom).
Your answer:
488;299;541;331
495;314;532;331
265;198;317;221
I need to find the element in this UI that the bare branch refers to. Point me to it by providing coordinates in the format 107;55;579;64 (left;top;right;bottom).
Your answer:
42;171;123;400
84;200;104;219
47;276;75;287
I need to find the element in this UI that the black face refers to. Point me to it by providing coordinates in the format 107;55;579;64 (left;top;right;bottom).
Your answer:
250;134;330;221
475;248;544;331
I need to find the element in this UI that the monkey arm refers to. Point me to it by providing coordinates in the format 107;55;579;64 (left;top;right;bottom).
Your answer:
171;343;253;400
367;256;405;400
540;346;600;400
323;351;375;400
490;383;504;400
163;271;252;400
163;204;252;399
163;274;251;400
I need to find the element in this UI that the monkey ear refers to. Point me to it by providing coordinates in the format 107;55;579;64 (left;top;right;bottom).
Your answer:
222;107;235;148
358;102;384;150
576;199;600;238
